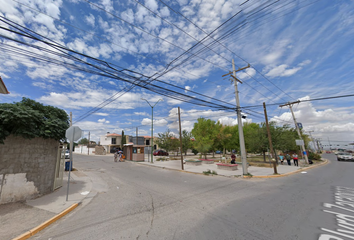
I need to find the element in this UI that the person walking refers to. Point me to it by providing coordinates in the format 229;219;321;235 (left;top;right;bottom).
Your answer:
114;151;118;162
292;153;299;166
119;150;123;162
285;153;291;166
279;154;284;165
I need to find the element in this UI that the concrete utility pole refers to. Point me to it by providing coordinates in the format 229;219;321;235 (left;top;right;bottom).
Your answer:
70;112;72;127
307;130;317;153
141;98;163;163
263;102;278;174
222;60;250;175
178;107;184;170
136;127;138;145
279;101;309;164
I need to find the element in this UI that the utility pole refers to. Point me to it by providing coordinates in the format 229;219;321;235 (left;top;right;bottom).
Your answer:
136;127;138;145
178;107;184;170
70;112;72;127
88;131;90;155
222;60;250;175
327;137;332;150
141;98;163;163
308;130;317;153
263;102;278;174
279;101;309;164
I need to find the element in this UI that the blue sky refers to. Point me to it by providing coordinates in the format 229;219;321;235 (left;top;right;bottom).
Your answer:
1;0;354;148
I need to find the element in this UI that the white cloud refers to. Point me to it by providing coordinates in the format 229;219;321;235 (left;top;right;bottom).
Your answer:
94;113;109;116
85;14;95;27
98;118;109;123
141;118;167;126
238;68;256;80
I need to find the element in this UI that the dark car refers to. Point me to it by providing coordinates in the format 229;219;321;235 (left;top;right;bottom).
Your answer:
153;150;169;156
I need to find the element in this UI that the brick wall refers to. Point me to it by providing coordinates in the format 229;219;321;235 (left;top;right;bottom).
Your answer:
0;135;59;204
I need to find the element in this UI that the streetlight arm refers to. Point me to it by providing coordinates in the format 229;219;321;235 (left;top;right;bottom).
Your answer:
141;98;152;108
152;99;163;107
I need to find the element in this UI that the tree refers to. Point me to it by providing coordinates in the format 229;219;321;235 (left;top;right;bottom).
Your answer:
181;130;192;155
215;122;232;156
0;98;69;144
155;129;176;154
78;138;89;145
191;118;216;159
121;130;126;147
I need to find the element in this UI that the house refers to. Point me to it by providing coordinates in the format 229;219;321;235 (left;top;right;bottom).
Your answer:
100;132;129;153
0;76;9;94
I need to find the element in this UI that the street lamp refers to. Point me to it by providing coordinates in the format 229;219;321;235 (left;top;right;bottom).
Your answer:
141;98;163;163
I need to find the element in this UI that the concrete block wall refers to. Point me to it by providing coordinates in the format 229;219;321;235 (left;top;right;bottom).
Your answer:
0;135;59;204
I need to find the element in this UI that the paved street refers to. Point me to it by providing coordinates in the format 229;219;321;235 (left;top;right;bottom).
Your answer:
32;153;354;240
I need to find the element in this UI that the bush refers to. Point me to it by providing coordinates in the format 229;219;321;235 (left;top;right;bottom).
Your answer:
309;152;321;160
192;148;198;155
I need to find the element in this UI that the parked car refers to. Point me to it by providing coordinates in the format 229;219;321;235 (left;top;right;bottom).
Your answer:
153;150;169;156
215;150;222;154
65;149;70;159
337;152;354;161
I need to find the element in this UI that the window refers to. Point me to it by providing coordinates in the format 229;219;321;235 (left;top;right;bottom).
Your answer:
146;139;150;145
111;138;116;144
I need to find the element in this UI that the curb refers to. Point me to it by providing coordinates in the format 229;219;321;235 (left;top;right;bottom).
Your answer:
252;159;329;178
12;203;79;240
137;159;329;179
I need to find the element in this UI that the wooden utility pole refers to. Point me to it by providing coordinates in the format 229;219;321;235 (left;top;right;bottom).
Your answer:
222;60;250;175
263;102;278;174
178;107;184;170
88;131;90;155
279;101;309;164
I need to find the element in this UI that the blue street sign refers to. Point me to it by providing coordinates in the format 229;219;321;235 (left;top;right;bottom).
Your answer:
297;123;303;129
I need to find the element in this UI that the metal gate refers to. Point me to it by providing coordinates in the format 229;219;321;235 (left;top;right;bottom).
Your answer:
53;144;65;190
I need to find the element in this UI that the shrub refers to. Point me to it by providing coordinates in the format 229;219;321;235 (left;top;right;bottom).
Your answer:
309;152;321;160
192;148;199;155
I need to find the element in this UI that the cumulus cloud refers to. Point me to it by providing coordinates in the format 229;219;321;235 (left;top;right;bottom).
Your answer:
85;14;95;27
265;60;311;78
141;118;168;126
98;118;110;123
238;68;256;80
271;96;354;141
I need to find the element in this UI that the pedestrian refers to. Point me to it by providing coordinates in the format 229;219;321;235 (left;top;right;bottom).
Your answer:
230;154;236;164
119;150;123;162
279;154;284;165
292;153;299;166
285;153;291;166
114;151;118;162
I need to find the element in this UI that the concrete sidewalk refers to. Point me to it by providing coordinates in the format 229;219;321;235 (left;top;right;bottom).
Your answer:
138;159;326;177
1;170;93;240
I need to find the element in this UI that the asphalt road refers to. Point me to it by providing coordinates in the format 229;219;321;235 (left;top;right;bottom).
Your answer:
33;153;354;240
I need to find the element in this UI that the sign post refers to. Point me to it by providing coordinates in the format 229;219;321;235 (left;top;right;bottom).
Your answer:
65;126;82;201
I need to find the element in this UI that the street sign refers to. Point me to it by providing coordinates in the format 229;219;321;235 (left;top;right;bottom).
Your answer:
65;126;82;142
296;139;304;146
297;123;303;129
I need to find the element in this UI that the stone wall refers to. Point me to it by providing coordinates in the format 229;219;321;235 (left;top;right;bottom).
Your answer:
0;135;59;204
95;146;106;155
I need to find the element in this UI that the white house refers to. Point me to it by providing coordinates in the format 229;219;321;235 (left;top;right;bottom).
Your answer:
100;133;127;153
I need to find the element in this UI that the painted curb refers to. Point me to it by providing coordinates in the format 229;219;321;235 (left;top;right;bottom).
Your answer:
252;159;329;178
12;203;79;240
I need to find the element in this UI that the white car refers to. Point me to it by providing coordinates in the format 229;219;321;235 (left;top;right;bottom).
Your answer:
337;152;353;161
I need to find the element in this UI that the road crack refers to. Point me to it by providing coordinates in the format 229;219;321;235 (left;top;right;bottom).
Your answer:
146;192;155;237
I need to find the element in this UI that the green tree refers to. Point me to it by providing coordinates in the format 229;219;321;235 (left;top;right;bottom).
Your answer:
191;118;216;159
121;130;126;147
0;98;69;144
78;138;89;145
155;129;175;154
181;130;192;155
216;122;233;156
